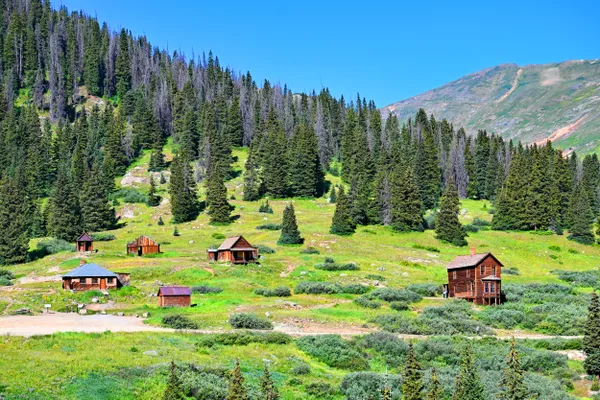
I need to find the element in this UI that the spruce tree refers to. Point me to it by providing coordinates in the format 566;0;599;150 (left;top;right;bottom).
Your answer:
207;166;232;225
568;182;595;244
498;339;528;400
584;292;600;378
260;365;279;400
227;96;243;147
381;374;392;400
426;368;443;400
162;361;185;400
115;28;131;98
329;185;337;203
278;204;304;245
243;143;262;201
453;345;485;400
330;186;355;235
169;155;200;223
148;140;167;172
402;343;424;400
226;360;248;400
0;173;31;264
435;179;467;246
288;122;324;197
390;167;423;232
147;176;161;207
81;163;116;232
47;167;84;242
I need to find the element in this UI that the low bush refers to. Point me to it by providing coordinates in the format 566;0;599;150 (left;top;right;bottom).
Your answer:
340;284;370;294
552;270;600;287
369;288;422;303
354;295;381;309
315;261;360;271
0;269;15;280
406;283;441;297
366;274;386;281
256;223;281;231
162;314;199;330
297;335;369;371
464;224;479;233
90;233;116;241
300;247;320;254
305;381;337;397
503;267;520;275
110;188;146;203
354;332;409;367
195;331;291;347
211;232;225;240
36;239;75;255
472;217;491;227
478;307;526;329
177;364;229;400
254;286;292;297
340;372;402;400
548;245;562;252
411;243;440;252
0;277;13;286
259;200;274;214
290;364;311;375
191;286;223;294
229;313;273;330
390;301;409;311
567;248;579;254
257;245;275;254
295;281;340;295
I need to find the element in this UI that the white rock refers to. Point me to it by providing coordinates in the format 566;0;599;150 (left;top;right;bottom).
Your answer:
91;297;99;304
143;350;158;356
78;309;87;315
265;312;272;318
189;240;195;244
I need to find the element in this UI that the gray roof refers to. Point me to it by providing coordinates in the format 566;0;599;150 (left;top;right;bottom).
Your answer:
447;252;503;270
63;263;119;278
218;236;242;250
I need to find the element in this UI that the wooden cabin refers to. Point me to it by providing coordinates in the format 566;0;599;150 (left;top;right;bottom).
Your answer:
157;286;192;308
207;236;258;264
62;260;130;291
127;235;160;256
447;248;503;305
76;232;94;252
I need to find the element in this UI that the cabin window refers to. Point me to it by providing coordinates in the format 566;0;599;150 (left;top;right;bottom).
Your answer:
79;278;86;284
484;282;489;293
91;278;98;284
467;269;470;278
480;265;485;275
107;278;114;284
453;271;457;279
492;266;496;275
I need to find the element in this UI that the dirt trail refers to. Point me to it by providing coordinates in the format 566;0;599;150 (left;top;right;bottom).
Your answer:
497;68;522;103
536;116;586;145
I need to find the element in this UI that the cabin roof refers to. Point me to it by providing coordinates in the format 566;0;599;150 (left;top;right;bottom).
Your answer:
158;286;191;296
76;232;93;242
217;236;256;251
63;263;119;278
447;253;503;270
127;235;158;246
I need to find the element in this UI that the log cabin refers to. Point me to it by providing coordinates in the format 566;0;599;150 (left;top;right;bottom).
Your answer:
446;248;503;305
207;236;258;264
62;260;129;291
157;286;192;308
76;232;94;252
127;235;161;256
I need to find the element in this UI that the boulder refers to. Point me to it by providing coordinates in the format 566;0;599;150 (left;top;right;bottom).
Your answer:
78;309;87;315
143;350;158;356
91;297;99;304
117;312;124;317
142;312;150;318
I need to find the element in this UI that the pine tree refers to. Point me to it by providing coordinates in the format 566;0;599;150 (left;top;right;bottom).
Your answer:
426;368;443;400
162;361;185;400
0;173;31;264
243;143;262;201
453;345;485;400
390;167;423;232
492;152;530;231
402;343;424;400
148;140;167;172
584;292;600;378
260;365;279;400
169;155;200;223
147;176;161;207
568;181;595;244
207;166;232;224
329;185;337;203
227;96;243;147
498;339;528;400
278;204;303;245
160;173;167;184
115;28;131;98
288;122;324;197
226;360;248;400
47;167;84;242
158;216;165;226
81;163;116;232
381;374;392;400
435;179;467;246
330;186;355;235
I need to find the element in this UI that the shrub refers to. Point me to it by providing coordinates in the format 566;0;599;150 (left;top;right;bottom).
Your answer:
549;254;559;260
567;248;579;254
157;216;165;226
162;314;199;330
464;224;479;232
354;296;381;309
412;243;441;252
406;283;441;297
297;335;369;370
259;200;274;214
340;284;370;294
300;247;320;254
390;301;409;311
195;331;291;347
229;313;273;330
178;365;229;400
472;217;491;226
0;269;15;280
36;239;75;255
552;270;600;287
257;245;275;254
90;233;116;241
254;286;291;297
355;332;409;367
191;286;223;294
340;372;402;400
0;277;13;286
295;281;340;295
369;288;422;303
314;260;360;271
291;364;311;375
478;307;526;329
256;223;281;230
504;267;520;275
110;188;147;203
305;382;337;397
548;245;562;252
211;232;225;240
324;257;335;263
366;274;386;281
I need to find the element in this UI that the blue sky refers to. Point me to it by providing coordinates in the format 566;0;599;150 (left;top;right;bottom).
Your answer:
59;0;599;106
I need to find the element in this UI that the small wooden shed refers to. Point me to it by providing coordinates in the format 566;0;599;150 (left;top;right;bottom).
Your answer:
76;232;94;252
127;235;160;256
157;286;192;308
207;236;258;264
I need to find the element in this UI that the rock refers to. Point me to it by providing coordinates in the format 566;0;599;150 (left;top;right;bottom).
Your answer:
143;350;158;356
78;304;85;309
100;310;106;315
78;309;87;315
377;267;386;271
142;312;150;318
373;280;380;286
188;240;195;244
265;312;272;318
402;272;409;277
117;312;124;317
15;308;31;315
340;273;347;277
300;271;307;275
91;297;99;304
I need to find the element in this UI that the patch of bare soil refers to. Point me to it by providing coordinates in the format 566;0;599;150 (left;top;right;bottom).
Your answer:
497;68;523;103
556;350;586;361
120;166;148;187
280;264;298;277
203;267;215;276
18;274;62;285
275;318;375;336
537;116;586;145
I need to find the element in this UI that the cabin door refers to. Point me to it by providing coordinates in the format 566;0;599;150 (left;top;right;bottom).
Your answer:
138;246;143;256
100;279;106;290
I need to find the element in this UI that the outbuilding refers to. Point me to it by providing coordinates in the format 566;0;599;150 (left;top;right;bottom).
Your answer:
76;232;94;252
62;260;129;291
157;286;191;308
207;236;258;264
127;235;161;256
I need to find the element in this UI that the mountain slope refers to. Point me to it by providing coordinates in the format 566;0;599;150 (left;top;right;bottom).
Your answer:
383;60;600;153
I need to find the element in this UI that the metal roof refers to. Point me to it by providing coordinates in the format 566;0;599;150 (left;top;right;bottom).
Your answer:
218;236;242;250
76;232;93;242
158;286;191;296
447;253;503;270
62;263;119;278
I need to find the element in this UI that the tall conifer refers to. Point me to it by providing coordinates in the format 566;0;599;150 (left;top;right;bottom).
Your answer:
584;292;600;378
226;360;248;400
435;179;467;246
402;343;424;400
162;361;185;400
330;186;355;235
278;204;303;245
260;365;279;400
453;345;485;400
169;155;200;223
498;339;528;400
390;167;423;232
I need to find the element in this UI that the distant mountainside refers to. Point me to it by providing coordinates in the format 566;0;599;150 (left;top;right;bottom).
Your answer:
383;60;600;153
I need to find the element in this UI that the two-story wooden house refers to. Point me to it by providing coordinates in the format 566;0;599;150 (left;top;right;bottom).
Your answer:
447;248;503;305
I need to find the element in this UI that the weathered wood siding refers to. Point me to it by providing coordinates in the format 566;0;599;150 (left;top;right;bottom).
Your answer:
158;295;191;307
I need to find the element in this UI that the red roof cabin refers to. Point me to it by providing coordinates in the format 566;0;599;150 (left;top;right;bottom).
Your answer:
447;248;503;305
76;232;94;252
127;235;160;256
62;260;129;291
207;236;258;264
157;286;191;308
